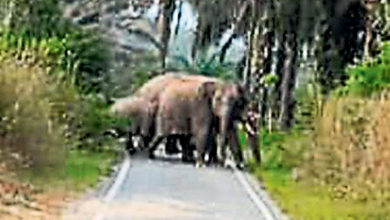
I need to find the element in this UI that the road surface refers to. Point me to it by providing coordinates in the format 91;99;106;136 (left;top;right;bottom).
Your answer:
64;151;284;220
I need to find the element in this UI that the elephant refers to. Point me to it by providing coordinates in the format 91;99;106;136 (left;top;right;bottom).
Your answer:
148;79;217;166
210;81;248;167
111;73;250;167
125;73;216;157
110;96;156;154
148;75;248;167
110;73;193;155
171;74;249;166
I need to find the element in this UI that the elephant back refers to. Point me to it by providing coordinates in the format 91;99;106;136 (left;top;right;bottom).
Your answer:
134;74;181;101
110;96;149;117
156;80;213;136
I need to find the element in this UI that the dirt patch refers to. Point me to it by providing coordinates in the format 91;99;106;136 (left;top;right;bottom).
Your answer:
0;177;72;220
64;198;207;220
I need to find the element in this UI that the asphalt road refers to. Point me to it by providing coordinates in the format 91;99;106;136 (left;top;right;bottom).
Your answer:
65;150;281;220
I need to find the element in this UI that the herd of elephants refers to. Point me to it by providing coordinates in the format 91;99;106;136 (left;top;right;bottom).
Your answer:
110;72;260;169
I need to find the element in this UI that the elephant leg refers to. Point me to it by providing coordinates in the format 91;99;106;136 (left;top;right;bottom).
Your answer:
180;135;194;163
126;132;137;155
205;135;217;165
165;135;181;154
148;136;165;159
227;127;245;169
140;134;152;150
195;130;211;167
217;135;228;165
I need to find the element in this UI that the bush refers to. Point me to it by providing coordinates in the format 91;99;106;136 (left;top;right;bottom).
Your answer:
0;63;69;170
340;42;390;97
0;29;112;94
70;94;130;150
259;129;310;172
307;96;390;203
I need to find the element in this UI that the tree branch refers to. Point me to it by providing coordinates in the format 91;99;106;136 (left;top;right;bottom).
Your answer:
207;1;250;64
127;28;164;51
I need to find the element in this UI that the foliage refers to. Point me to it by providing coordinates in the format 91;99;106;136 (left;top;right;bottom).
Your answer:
262;73;279;87
71;94;130;150
306;96;390;204
20;149;119;191
0;0;64;38
0;29;112;94
0;0;119;153
0;0;113;94
0;60;126;185
171;53;237;80
0;63;69;170
258;169;390;220
258;129;310;172
339;42;390;97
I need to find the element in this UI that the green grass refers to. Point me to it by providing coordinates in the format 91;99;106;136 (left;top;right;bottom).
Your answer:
20;149;119;192
256;168;390;220
245;128;390;220
62;149;119;191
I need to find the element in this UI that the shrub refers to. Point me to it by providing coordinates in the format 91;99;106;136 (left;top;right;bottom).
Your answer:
0;63;69;170
340;42;390;97
259;129;311;172
70;94;130;150
0;29;112;94
308;96;390;203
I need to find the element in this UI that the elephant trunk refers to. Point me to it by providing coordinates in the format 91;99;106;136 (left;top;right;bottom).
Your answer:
218;106;232;159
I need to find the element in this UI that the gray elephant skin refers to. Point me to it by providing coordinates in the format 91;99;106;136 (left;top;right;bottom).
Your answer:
111;73;249;167
149;74;248;167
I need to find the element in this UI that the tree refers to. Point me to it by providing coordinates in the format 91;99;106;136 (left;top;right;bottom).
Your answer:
158;0;175;69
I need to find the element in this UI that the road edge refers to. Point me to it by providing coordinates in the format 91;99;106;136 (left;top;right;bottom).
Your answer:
232;167;289;220
93;151;131;220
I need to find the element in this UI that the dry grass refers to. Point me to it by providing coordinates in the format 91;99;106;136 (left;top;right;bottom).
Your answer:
0;62;71;175
308;95;390;202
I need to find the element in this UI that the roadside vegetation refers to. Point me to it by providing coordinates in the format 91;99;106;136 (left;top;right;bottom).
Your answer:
1;0;390;219
246;43;390;220
0;1;126;218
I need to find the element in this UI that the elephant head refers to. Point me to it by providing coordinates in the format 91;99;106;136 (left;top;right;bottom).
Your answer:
212;83;247;135
207;82;248;165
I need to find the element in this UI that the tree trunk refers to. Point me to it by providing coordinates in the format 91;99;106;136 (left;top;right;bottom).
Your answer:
278;34;297;130
159;0;175;69
364;11;373;60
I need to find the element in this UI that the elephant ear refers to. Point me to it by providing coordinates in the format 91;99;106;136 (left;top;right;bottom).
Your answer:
197;81;216;98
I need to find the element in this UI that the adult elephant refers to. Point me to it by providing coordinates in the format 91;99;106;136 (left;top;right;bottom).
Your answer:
111;73;203;155
110;74;183;154
149;75;248;167
149;79;216;166
111;73;251;166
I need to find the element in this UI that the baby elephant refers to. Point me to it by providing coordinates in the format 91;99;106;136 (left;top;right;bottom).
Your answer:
110;96;156;154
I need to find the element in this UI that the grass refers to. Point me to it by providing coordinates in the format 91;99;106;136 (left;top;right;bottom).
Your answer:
63;149;119;191
244;128;390;220
20;148;119;192
256;168;390;220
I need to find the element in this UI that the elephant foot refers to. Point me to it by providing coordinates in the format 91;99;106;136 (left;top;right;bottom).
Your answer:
223;160;246;171
205;154;218;166
195;161;206;168
215;157;226;167
236;162;246;171
223;159;236;169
